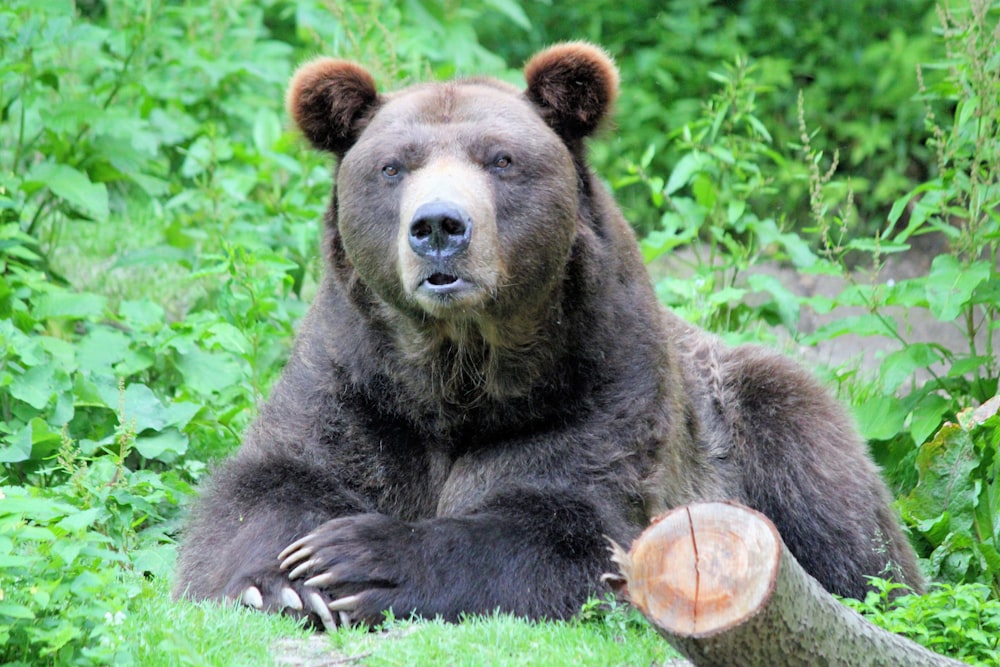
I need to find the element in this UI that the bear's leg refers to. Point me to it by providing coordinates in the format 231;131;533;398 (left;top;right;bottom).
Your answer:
270;486;625;625
173;453;371;628
716;346;923;598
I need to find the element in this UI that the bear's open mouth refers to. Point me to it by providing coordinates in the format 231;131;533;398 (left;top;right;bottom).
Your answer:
419;272;473;298
427;272;459;287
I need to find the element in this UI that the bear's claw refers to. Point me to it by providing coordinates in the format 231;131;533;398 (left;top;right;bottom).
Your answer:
304;589;336;630
241;585;264;609
329;594;359;628
303;572;336;588
327;594;361;611
280;586;303;611
278;534;314;562
286;557;320;581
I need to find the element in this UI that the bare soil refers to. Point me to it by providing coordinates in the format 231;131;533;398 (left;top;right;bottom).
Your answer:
654;233;995;381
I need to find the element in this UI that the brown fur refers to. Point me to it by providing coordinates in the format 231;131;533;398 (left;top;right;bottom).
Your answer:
286;59;379;154
174;43;923;627
524;42;620;140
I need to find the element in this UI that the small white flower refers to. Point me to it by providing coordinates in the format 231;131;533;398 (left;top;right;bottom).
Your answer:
104;610;126;626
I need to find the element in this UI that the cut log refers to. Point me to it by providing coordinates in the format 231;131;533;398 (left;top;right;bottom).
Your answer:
606;501;967;667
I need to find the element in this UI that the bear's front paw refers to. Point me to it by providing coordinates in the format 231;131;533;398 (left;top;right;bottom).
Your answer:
278;513;420;626
223;568;344;631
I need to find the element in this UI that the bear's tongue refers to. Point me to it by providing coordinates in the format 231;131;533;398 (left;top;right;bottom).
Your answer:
428;272;459;286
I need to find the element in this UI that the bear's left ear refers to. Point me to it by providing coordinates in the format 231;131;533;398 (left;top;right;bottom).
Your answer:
286;58;380;155
524;42;619;142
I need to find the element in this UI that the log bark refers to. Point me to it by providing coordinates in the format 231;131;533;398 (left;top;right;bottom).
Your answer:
607;501;967;667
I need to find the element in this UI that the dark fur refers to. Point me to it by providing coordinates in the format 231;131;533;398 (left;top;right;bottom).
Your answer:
174;43;922;626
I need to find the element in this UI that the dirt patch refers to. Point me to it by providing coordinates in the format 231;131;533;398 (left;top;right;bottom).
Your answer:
272;635;363;666
653;233;994;382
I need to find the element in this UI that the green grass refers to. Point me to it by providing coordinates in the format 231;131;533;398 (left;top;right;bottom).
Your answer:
108;554;678;667
321;610;677;667
123;576;312;667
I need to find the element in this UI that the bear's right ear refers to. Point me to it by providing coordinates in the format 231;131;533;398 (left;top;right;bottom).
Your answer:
286;58;379;155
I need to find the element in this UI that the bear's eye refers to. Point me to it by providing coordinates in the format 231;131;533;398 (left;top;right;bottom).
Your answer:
491;155;512;171
382;164;401;179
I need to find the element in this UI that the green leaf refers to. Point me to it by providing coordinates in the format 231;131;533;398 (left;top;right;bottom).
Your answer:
971;277;1000;306
801;314;894;345
206;322;250;355
909;393;949;447
726;200;746;225
24;162;109;222
113;245;190;269
181;135;234;178
887;180;939;231
778;231;818;269
904;422;980;536
77;327;131;374
163;401;201;430
129;545;174;579
665;152;706;196
0;602;36;621
745;114;772;142
33;291;107;320
10;365;68;411
175;346;244;396
854;393;907;441
910;512;951;545
115;347;155;376
844;238;909;255
0;490;71;523
94;380;171;433
925;255;990;322
55;508;104;532
483;0;532;30
0;424;33;463
706;286;747;307
975;538;1000;577
121;384;169;433
639;144;656;169
933;532;976;581
747;273;799;328
879;343;944;393
641;229;685;263
119;299;166;329
134;428;189;462
252;108;283;154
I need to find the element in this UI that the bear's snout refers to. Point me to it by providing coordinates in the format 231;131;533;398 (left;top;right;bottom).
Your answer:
408;202;472;260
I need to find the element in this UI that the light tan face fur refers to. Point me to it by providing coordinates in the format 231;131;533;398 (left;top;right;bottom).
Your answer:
395;154;503;316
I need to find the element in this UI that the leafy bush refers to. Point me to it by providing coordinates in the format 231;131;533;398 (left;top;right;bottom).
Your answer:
0;424;181;664
630;57;807;336
479;0;940;233
899;399;1000;596
830;0;1000;595
843;579;1000;665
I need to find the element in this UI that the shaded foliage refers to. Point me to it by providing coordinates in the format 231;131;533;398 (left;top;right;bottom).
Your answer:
1;1;998;664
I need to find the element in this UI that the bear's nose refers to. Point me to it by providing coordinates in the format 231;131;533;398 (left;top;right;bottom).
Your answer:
408;202;472;259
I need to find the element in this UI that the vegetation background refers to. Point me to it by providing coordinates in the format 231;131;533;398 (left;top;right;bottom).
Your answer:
1;0;998;664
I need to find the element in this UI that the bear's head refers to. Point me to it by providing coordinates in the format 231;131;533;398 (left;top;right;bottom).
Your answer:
286;43;618;330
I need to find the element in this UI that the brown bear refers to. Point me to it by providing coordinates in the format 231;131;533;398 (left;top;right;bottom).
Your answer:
173;42;923;629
